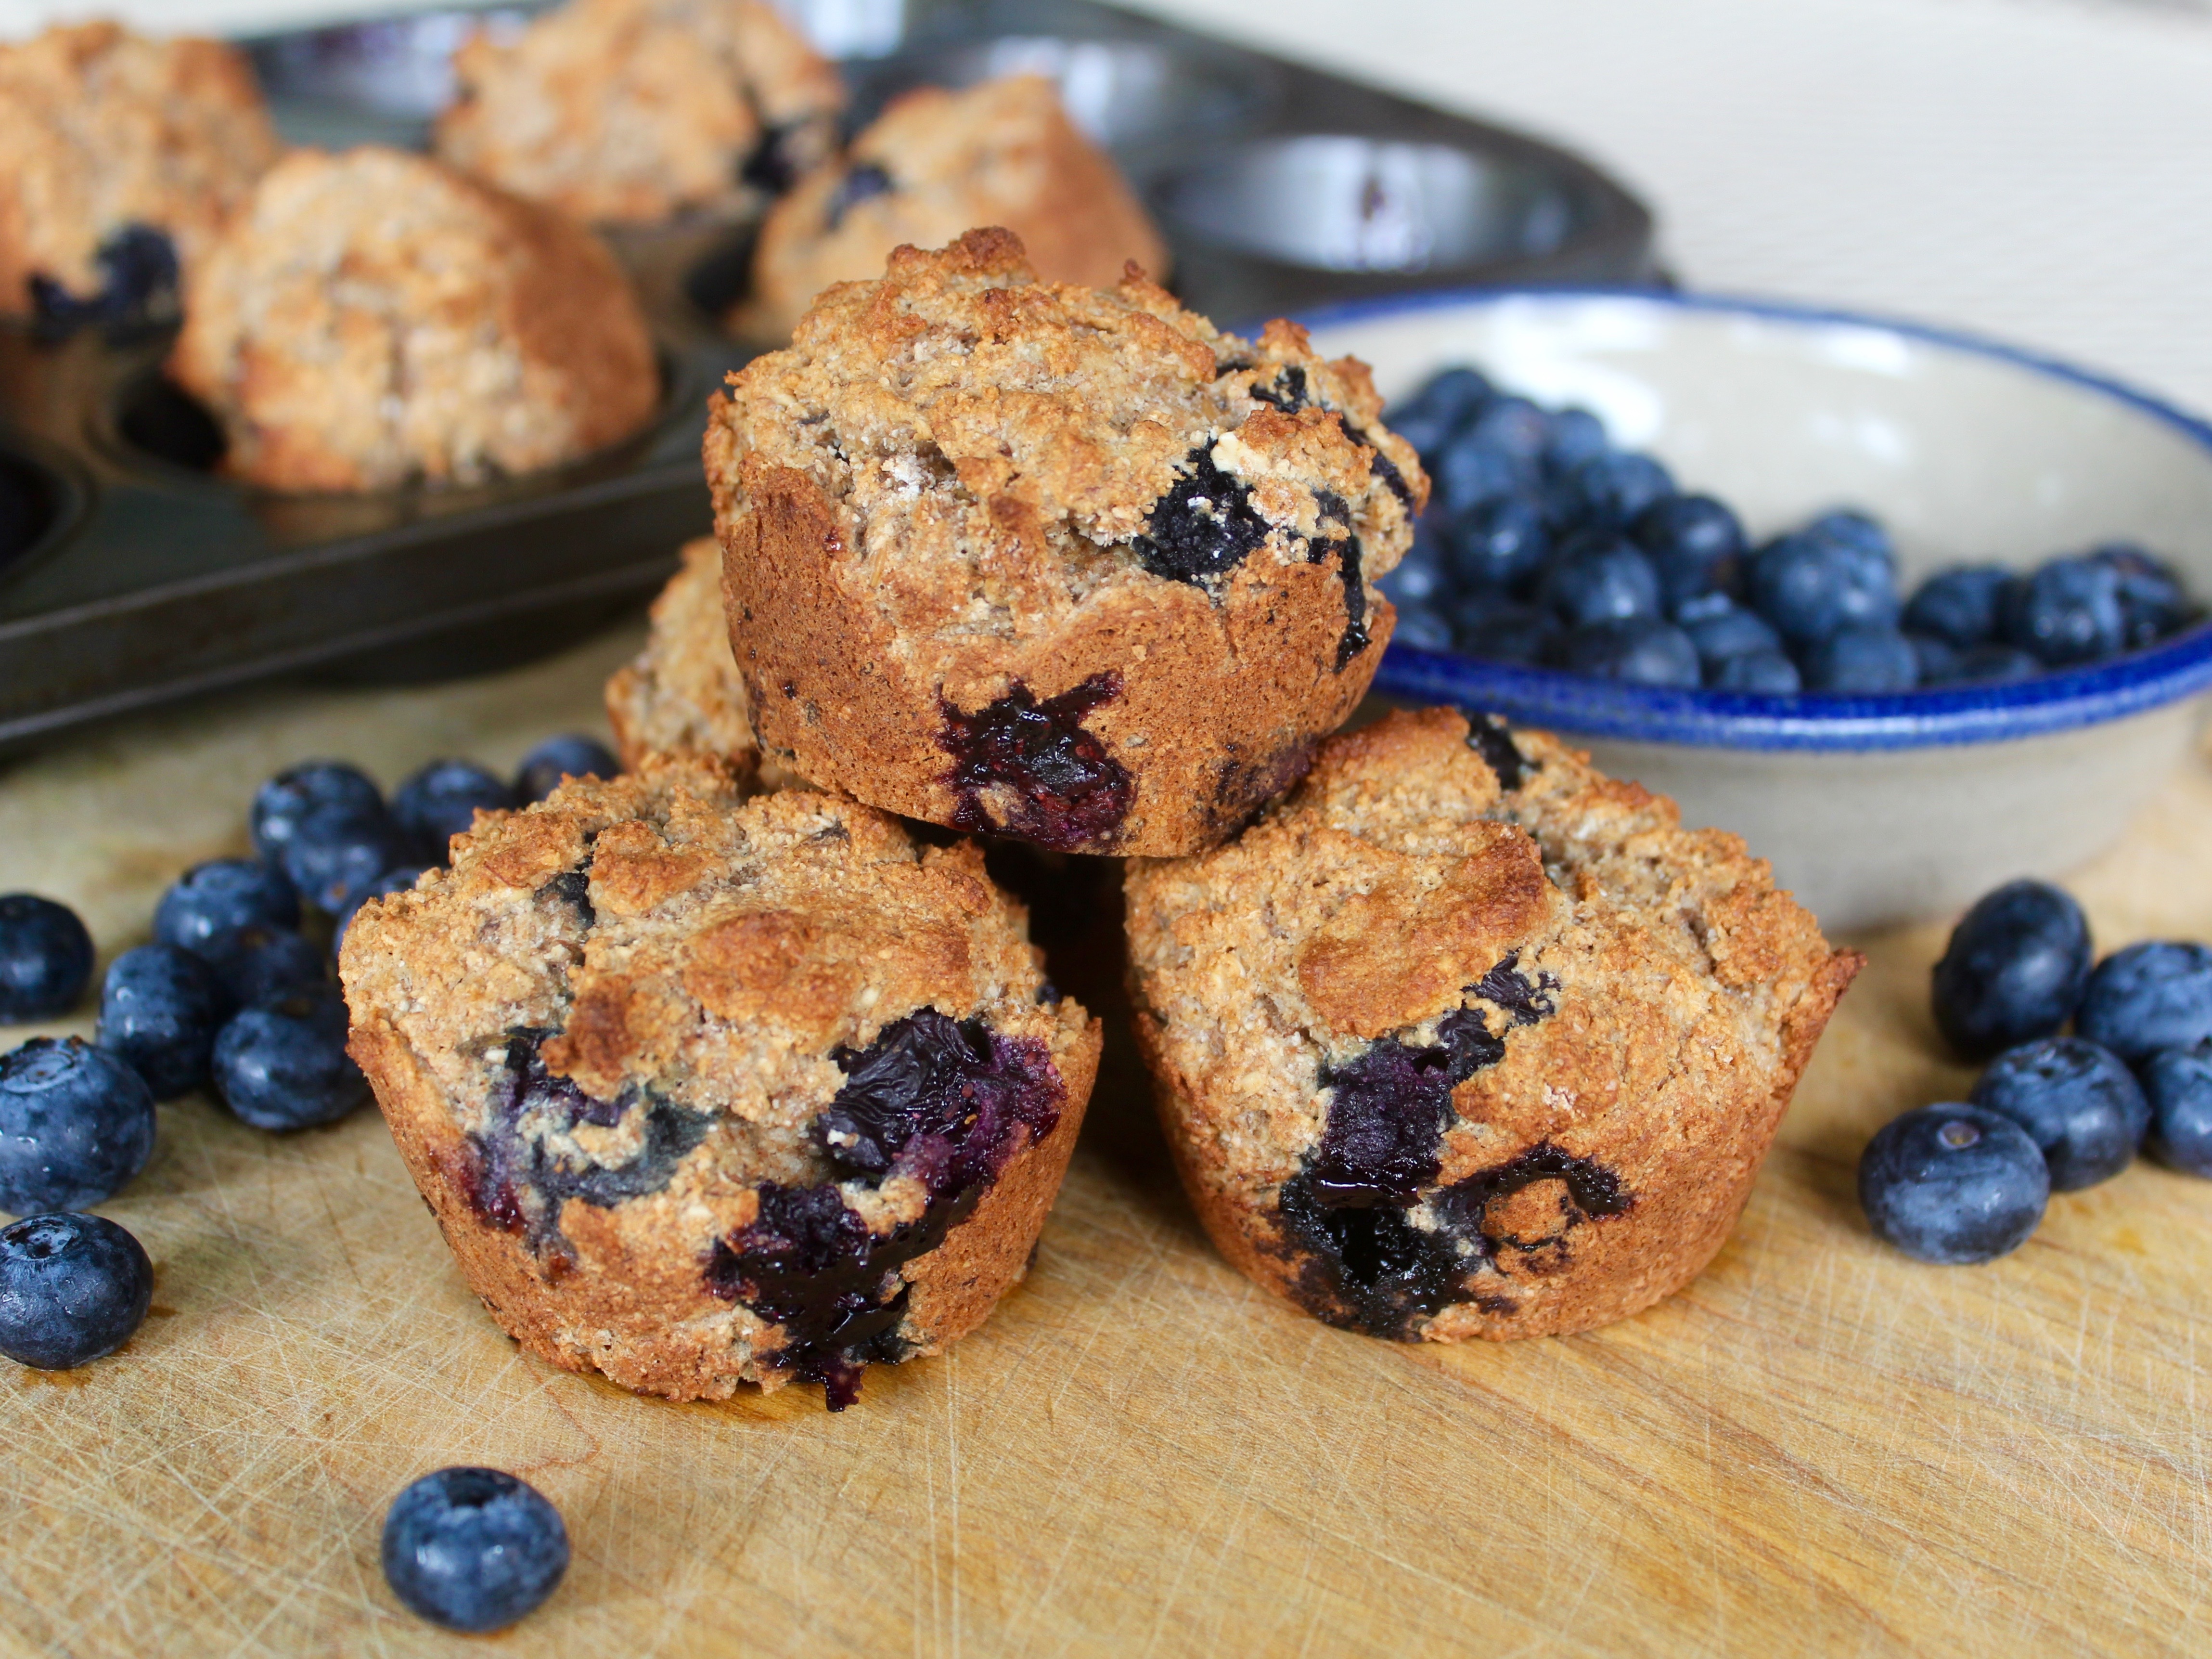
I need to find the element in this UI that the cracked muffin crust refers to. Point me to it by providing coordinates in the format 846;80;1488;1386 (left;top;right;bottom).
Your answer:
340;755;1099;1407
706;228;1428;856
169;146;660;493
0;22;280;323
1124;707;1860;1343
737;74;1167;341
434;0;844;226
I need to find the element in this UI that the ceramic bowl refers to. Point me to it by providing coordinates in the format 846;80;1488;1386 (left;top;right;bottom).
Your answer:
1299;289;2212;933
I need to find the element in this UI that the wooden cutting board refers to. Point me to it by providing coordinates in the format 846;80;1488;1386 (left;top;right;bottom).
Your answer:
2;625;2208;1658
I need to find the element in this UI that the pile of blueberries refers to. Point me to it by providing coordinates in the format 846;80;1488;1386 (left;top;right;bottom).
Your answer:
1858;880;2212;1264
1378;365;2199;692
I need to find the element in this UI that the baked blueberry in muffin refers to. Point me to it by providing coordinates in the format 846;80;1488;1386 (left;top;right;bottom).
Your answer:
340;755;1099;1407
1124;707;1859;1341
168;147;660;492
738;74;1167;340
0;22;279;324
706;228;1428;855
434;0;845;225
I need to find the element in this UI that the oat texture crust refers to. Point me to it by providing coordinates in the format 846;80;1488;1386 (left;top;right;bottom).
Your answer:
705;228;1430;857
341;756;1100;1404
1124;708;1862;1343
740;75;1167;341
169;146;660;493
0;22;279;313
434;0;844;225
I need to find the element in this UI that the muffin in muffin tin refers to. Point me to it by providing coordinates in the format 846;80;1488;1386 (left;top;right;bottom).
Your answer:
341;755;1101;1408
738;73;1168;342
706;227;1428;856
1124;707;1860;1343
168;146;661;493
434;0;846;226
0;21;280;324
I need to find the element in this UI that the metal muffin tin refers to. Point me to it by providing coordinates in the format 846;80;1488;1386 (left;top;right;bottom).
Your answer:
0;0;1655;756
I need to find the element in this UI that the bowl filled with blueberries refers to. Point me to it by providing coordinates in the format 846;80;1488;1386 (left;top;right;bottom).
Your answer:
1304;289;2212;930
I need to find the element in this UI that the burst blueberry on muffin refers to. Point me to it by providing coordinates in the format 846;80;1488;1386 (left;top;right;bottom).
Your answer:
168;146;660;492
434;0;844;224
0;21;280;324
738;74;1167;340
1125;707;1860;1342
340;755;1100;1407
706;228;1427;855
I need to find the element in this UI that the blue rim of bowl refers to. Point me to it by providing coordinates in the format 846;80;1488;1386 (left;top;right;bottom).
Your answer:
1292;285;2212;750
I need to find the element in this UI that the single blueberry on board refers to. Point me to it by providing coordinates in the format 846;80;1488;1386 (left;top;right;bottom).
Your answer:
97;945;229;1101
1903;565;2015;648
393;760;516;866
2078;941;2212;1064
212;987;369;1132
334;869;420;955
0;894;94;1023
1565;450;1675;529
1970;1037;2147;1191
2141;1044;2212;1178
1677;596;1780;674
278;801;416;915
2003;556;2127;666
1556;617;1701;687
250;762;385;864
1537;534;1661;628
1801;625;1920;692
1952;643;2042;684
514;734;619;804
1542;407;1609;475
1930;880;2093;1060
1391;605;1453;651
1711;648;1802;692
1452;599;1559;666
0;1037;157;1212
1632;493;1746;610
1858;1103;2048;1265
381;1467;568;1633
153;859;298;954
195;923;325;1009
1747;531;1902;648
0;1212;153;1370
2093;542;2193;647
1447;495;1549;594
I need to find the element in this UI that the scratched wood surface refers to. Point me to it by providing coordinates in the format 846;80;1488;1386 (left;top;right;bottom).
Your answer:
2;622;2209;1658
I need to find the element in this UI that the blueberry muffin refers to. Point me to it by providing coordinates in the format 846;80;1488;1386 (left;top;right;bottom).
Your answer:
434;0;844;225
0;22;280;324
1124;708;1860;1343
340;755;1100;1407
705;228;1428;856
738;74;1167;341
168;147;660;493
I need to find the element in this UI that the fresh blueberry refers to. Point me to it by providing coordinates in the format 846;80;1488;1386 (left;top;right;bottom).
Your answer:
212;986;367;1131
1376;522;1451;607
1447;495;1548;594
2003;556;2126;666
1433;431;1521;513
1711;648;1801;692
1463;396;1550;474
393;760;516;866
1907;632;1961;685
334;870;419;955
1747;530;1901;648
1565;450;1675;529
1389;366;1492;458
1930;879;2092;1059
1389;605;1454;651
0;1213;152;1370
382;1466;568;1633
1803;509;1893;560
250;762;385;864
2092;542;2194;647
279;802;416;915
2078;941;2212;1064
153;858;298;953
1538;534;1661;628
1951;643;2042;684
195;924;324;1008
2141;1043;2212;1177
1858;1102;2048;1265
514;734;619;805
1452;599;1560;666
1542;407;1609;475
0;1037;157;1212
1632;493;1746;610
1677;595;1780;672
1970;1037;2147;1190
1556;617;1701;687
1903;565;2014;648
97;945;229;1101
0;894;93;1023
1801;625;1919;692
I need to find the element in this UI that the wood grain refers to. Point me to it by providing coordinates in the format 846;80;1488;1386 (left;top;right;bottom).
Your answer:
1;629;2209;1657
